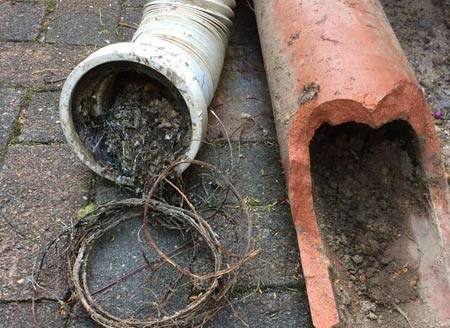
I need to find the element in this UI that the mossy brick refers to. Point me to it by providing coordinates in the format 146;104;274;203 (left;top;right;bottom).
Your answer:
0;89;22;153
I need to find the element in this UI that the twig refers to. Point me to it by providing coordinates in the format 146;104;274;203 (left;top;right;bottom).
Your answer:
31;296;37;326
210;109;234;170
152;272;185;316
246;0;255;13
391;302;413;328
118;22;138;30
99;10;104;26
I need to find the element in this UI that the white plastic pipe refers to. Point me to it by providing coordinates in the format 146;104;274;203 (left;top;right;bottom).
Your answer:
59;0;235;187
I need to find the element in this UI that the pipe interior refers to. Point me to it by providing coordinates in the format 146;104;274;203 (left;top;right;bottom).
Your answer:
71;61;191;192
310;120;433;326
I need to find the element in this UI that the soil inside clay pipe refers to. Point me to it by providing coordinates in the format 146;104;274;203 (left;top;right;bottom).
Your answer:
310;120;432;328
73;68;191;193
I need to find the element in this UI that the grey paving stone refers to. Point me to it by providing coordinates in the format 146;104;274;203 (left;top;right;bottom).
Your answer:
118;6;142;42
0;2;46;42
72;291;313;328
9;0;48;2
208;290;313;327
0;301;65;328
208;46;275;142
45;0;121;46
0;43;95;90
72;304;100;327
93;177;136;204
0;144;91;300
0;89;22;154
19;91;64;143
238;205;305;288
189;203;304;287
191;142;287;204
87;216;193;317
125;0;147;7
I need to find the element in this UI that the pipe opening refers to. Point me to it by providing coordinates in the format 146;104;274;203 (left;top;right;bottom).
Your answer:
310;120;435;327
71;61;192;191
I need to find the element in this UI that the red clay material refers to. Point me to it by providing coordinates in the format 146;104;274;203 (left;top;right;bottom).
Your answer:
254;0;450;327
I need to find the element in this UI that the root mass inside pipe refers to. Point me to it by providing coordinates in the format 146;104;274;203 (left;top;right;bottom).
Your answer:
310;120;432;327
73;62;192;191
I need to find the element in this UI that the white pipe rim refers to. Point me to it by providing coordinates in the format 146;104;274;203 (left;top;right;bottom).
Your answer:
60;42;208;188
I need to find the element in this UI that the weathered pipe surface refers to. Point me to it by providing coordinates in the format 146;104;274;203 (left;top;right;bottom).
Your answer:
254;0;450;327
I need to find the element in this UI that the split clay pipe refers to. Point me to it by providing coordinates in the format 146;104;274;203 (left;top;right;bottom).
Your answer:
254;0;450;327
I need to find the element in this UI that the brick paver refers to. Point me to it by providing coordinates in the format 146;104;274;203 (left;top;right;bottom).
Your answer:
0;145;90;300
208;291;312;327
45;0;121;46
0;43;95;90
195;143;287;204
207;46;276;142
0;301;65;328
20;91;64;143
0;89;22;155
0;2;46;42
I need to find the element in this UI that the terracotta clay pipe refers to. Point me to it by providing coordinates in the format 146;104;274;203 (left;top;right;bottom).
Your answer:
254;0;450;327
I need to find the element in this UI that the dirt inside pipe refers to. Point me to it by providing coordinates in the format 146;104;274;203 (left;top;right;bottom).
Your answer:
72;62;192;192
310;120;434;327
